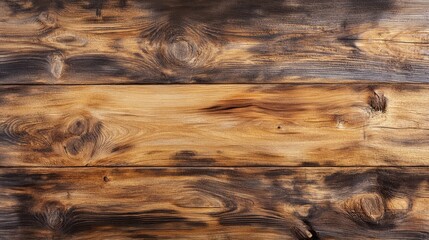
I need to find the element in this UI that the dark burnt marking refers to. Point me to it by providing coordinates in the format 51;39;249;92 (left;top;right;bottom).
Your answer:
368;92;387;113
0;171;60;188
338;0;396;52
172;150;216;166
0;53;51;81
203;99;307;117
348;0;395;19
65;55;129;78
300;162;321;167
263;169;296;178
145;0;307;27
218;214;286;228
203;103;254;112
85;0;104;17
118;0;127;8
337;36;360;54
324;169;428;200
4;0;65;13
111;144;133;153
0;183;206;237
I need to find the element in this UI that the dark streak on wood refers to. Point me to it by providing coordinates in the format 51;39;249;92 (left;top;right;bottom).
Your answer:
0;168;426;239
1;0;428;84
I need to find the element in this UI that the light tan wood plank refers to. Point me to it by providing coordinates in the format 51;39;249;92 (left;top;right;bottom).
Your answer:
0;84;428;166
0;167;427;239
0;0;428;84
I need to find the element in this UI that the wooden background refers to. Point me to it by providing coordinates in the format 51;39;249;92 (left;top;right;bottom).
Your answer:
0;0;428;239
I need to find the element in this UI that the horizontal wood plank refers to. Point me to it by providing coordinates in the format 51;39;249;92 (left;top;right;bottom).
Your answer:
0;84;428;166
0;0;428;84
0;167;427;239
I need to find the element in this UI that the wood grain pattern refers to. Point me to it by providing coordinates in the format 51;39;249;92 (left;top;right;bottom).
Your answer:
0;167;427;239
0;0;428;84
0;84;429;166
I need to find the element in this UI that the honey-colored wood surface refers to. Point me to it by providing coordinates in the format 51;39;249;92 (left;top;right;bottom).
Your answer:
1;0;429;238
0;0;428;84
0;167;427;239
0;84;428;167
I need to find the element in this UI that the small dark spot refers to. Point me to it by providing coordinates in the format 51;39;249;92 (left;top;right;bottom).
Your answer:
368;92;387;113
103;176;110;182
277;125;282;129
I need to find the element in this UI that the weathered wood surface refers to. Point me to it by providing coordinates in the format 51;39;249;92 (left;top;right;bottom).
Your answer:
0;84;429;166
0;0;428;84
0;167;427;239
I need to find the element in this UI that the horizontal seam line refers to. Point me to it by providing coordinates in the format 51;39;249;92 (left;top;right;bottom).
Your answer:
0;166;427;169
1;82;429;86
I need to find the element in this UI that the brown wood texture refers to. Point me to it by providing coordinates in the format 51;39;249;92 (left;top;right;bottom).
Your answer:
1;84;429;166
0;167;427;239
0;0;428;84
1;0;428;238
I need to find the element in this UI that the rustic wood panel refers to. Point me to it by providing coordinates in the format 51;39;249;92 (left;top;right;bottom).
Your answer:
0;167;427;239
0;84;428;166
0;0;428;84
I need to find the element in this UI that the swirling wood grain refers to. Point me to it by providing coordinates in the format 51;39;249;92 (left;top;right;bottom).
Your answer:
0;0;428;84
0;84;428;166
0;167;427;239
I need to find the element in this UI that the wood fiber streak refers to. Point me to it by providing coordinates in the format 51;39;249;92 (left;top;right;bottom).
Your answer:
0;167;427;239
0;84;428;166
0;0;428;84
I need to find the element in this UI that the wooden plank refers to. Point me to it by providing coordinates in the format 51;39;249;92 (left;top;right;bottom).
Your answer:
0;84;428;166
0;167;427;239
0;0;428;84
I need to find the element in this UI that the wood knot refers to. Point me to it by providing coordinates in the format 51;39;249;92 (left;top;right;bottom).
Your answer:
64;137;84;156
53;114;103;159
67;118;88;136
36;201;67;231
368;91;387;113
103;176;110;182
48;53;64;79
169;39;196;64
52;32;88;48
343;193;385;225
38;12;58;28
139;19;220;72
